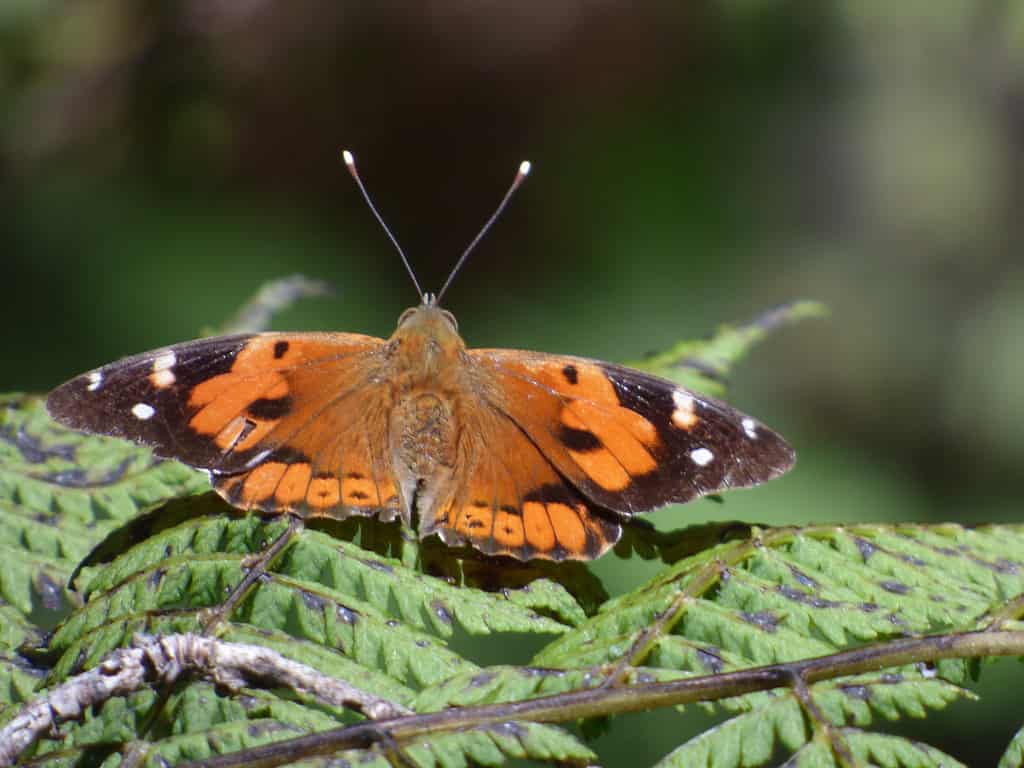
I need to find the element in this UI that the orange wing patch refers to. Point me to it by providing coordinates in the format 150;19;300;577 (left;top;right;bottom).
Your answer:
493;509;525;548
187;335;375;454
276;463;312;505
521;502;556;553
307;475;341;508
240;462;289;503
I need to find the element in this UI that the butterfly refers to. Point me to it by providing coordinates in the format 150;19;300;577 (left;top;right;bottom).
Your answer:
46;153;795;561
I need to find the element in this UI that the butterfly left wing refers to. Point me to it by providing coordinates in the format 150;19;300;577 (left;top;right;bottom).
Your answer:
467;349;795;518
46;332;401;521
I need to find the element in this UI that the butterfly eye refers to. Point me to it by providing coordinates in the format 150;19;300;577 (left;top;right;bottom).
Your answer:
441;310;458;331
397;308;418;327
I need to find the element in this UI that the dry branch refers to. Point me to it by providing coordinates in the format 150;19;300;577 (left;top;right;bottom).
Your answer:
0;633;410;767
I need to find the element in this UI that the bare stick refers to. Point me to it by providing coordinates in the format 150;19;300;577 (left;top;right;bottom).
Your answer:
0;633;410;768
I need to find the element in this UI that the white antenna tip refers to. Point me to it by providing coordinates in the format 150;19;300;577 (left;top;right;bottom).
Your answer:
519;160;532;176
342;149;355;167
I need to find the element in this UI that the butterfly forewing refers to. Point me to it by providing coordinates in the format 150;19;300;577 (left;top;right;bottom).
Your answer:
47;332;400;520
470;350;795;517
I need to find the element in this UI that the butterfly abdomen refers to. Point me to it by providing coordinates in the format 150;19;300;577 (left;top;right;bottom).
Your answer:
393;391;458;476
384;381;459;530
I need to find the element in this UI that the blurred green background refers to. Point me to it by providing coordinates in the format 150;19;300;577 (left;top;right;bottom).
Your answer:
3;1;1023;764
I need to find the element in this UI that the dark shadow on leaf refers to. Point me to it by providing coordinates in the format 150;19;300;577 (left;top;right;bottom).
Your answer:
72;491;756;622
614;518;754;564
308;515;611;616
69;492;235;590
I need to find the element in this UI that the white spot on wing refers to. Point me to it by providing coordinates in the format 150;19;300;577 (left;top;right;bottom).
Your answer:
132;402;155;420
149;351;177;389
150;369;176;389
742;418;758;439
671;390;698;430
690;447;714;466
153;351;177;370
86;372;103;391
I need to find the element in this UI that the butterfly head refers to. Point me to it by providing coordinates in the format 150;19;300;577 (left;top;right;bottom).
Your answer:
391;296;464;372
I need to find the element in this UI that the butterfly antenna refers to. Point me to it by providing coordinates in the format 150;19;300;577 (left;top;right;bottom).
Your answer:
342;150;423;298
436;159;531;304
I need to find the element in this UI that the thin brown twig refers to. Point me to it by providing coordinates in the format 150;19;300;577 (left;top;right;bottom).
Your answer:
597;560;722;689
790;672;858;768
181;629;1024;768
200;516;301;633
600;527;783;688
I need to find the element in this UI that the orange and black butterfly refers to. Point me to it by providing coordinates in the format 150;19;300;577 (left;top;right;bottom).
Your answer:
47;154;794;561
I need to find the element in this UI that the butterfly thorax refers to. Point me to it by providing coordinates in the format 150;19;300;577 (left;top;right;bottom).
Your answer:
386;304;468;521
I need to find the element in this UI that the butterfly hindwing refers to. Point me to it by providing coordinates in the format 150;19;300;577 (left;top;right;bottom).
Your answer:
470;350;795;518
424;402;622;561
47;332;399;520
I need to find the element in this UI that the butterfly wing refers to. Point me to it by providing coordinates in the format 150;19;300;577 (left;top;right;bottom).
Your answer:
467;348;795;518
421;402;622;560
46;332;401;520
421;349;793;562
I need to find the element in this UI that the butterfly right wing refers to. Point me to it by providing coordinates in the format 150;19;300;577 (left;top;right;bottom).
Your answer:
420;346;795;561
47;332;401;521
469;348;794;516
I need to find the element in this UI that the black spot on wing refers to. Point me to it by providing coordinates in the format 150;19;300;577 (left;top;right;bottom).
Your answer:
247;396;293;421
558;425;602;453
273;340;290;359
561;364;579;385
523;482;580;505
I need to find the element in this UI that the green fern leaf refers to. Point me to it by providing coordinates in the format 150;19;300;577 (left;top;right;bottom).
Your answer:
655;675;970;768
0;395;208;527
998;723;1024;768
8;296;1021;768
316;723;596;768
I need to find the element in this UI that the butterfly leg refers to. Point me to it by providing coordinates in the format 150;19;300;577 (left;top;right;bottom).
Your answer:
199;514;302;634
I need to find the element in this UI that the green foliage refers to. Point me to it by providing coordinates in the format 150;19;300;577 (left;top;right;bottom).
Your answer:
0;300;1021;768
634;300;827;396
1000;723;1024;768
